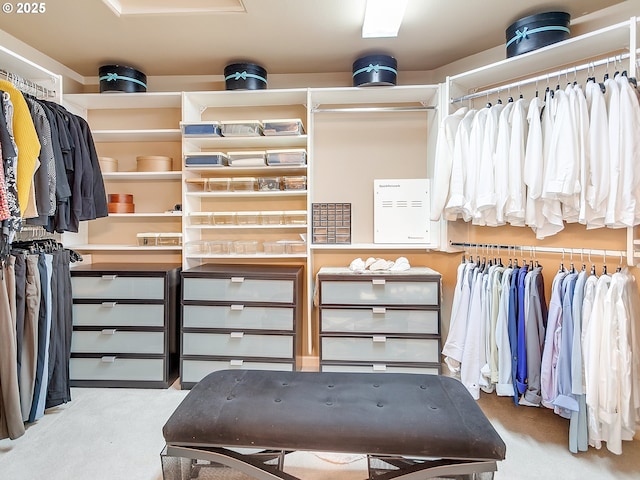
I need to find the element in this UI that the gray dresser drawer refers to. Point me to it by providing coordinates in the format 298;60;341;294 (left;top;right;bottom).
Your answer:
182;332;293;358
321;336;439;363
73;303;165;327
320;279;438;305
183;305;294;331
71;330;165;354
320;308;439;334
183;277;294;303
70;357;164;382
321;364;440;375
72;276;165;300
181;359;294;384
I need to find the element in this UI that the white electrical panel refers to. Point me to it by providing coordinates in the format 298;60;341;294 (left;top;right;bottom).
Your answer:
374;179;431;244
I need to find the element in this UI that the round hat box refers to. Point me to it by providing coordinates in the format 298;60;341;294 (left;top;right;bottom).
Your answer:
98;156;118;173
99;65;147;93
506;12;570;58
352;54;397;87
224;63;268;90
136;155;173;172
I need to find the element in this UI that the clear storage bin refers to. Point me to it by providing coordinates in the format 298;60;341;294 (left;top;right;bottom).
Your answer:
262;119;305;136
181;121;222;137
228;151;266;167
260;211;284;225
257;176;281;191
185;240;210;255
263;241;287;255
266;149;307;166
208;240;233;255
231;177;257;191
284;240;306;254
157;233;182;246
188;212;212;225
206;178;231;192
236;211;261;225
283;210;307;225
283;175;307;190
211;212;236;225
184;178;207;191
184;152;228;167
137;233;159;246
220;120;262;137
233;240;259;255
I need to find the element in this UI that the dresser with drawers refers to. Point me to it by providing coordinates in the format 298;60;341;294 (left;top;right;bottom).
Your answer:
69;263;181;388
317;266;442;374
180;263;304;389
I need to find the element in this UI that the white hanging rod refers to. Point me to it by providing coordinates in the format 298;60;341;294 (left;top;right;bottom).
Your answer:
450;50;632;104
0;68;56;98
449;242;626;262
311;105;436;114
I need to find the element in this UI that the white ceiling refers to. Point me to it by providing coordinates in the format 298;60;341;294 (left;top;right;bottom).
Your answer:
0;0;630;79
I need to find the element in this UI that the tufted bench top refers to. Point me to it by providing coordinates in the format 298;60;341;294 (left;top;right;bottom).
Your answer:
163;369;506;462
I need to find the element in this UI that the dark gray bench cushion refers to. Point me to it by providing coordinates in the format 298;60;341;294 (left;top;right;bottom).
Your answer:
163;370;506;462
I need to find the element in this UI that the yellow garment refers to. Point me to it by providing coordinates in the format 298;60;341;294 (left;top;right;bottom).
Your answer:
0;80;41;217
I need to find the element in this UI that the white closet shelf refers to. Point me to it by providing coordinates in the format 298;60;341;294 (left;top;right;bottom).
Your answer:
64;92;182;110
93;129;181;142
69;244;183;251
183;165;307;175
183;88;308;110
310;243;438;251
183;135;307;150
310;85;439;108
186;224;306;230
185;191;306;198
102;171;182;180
105;213;183;218
449;19;632;93
185;253;307;259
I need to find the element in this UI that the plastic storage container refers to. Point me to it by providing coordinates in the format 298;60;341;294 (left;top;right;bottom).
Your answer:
257;176;281;191
99;64;147;93
206;178;232;192
283;210;307;225
157;233;182;246
352;54;397;87
187;212;213;225
506;12;570;58
235;211;260;225
266;149;307;166
284;240;306;254
185;240;211;255
259;211;284;225
181;122;222;137
262;241;287;255
184;152;229;167
233;240;259;255
136;155;173;172
283;176;307;190
224;63;267;90
220;121;263;137
227;151;266;167
137;233;159;246
262;119;305;136
209;240;233;255
211;212;236;225
231;177;258;191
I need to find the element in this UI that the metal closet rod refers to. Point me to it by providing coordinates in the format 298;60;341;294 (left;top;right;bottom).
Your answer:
0;68;56;98
449;242;627;262
311;105;436;113
450;50;632;104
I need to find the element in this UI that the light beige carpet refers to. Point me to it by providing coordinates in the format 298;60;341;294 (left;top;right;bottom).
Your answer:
0;380;639;480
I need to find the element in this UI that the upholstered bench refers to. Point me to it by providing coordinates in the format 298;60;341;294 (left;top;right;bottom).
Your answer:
161;370;506;479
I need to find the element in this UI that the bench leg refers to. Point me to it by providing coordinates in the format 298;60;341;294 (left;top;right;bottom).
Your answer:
162;445;300;480
367;455;497;480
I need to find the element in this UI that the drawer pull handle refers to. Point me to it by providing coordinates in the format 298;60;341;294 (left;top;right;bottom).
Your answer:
101;302;117;308
373;364;387;371
101;329;117;335
101;275;117;280
372;278;386;285
101;356;116;363
230;304;245;311
372;336;387;343
372;307;386;314
231;277;245;283
229;359;244;366
230;332;244;338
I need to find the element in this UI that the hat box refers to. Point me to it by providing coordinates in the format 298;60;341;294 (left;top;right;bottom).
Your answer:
136;155;173;172
98;156;118;173
506;12;570;58
99;65;147;93
352;54;397;87
224;63;268;90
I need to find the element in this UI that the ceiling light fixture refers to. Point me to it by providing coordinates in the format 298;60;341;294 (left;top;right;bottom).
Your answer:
362;0;409;38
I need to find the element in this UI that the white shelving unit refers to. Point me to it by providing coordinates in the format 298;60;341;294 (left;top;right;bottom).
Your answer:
181;89;309;269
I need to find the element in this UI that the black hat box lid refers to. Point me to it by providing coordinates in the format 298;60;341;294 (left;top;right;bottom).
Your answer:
352;54;398;87
99;64;147;93
505;11;571;58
